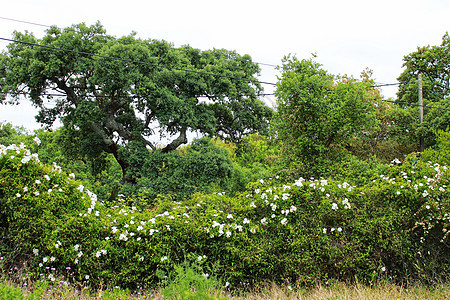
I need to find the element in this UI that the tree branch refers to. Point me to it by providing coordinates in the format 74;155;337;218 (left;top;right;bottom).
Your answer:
161;127;188;153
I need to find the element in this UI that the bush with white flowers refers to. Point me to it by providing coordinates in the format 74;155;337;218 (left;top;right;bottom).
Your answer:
1;144;449;288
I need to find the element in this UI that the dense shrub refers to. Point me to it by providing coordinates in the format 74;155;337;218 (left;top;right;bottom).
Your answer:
1;144;449;290
129;138;235;200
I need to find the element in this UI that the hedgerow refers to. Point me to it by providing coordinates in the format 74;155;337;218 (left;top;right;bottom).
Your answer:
1;144;448;289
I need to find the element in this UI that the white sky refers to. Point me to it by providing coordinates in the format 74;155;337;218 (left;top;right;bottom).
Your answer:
1;0;449;131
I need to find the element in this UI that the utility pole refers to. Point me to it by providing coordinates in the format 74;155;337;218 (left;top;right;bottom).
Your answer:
418;73;424;152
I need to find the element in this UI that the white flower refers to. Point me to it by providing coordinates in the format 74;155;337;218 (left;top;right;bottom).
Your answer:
243;218;250;224
165;225;171;231
260;179;264;184
426;205;430;209
381;267;386;272
226;230;232;238
260;218;267;225
16;193;21;197
42;257;48;263
96;251;101;258
250;202;256;208
74;258;79;264
337;227;343;232
271;214;276;218
35;179;41;184
203;273;209;278
111;226;118;233
391;158;401;164
77;185;84;192
290;205;297;212
85;275;90;280
198;255;203;261
44;175;50;181
227;214;233;219
332;203;338;210
23;186;28;192
322;228;327;234
77;251;83;257
281;218;287;225
137;226;143;231
74;244;80;251
161;256;168;262
50;256;55;262
33;248;39;256
139;256;144;261
101;249;107;255
33;137;41;145
69;173;75;179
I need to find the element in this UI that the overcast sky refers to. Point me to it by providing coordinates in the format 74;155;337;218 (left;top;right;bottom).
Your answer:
1;0;449;131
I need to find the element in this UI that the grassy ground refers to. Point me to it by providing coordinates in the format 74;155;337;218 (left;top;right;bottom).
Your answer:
1;279;449;300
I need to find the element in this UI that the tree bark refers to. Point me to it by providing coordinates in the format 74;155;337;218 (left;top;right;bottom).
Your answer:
162;127;188;153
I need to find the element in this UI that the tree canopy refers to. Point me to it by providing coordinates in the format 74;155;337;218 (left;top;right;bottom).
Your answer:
397;33;450;148
273;56;377;176
0;22;273;181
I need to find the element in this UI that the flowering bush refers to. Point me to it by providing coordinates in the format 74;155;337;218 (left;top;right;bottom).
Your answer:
1;144;449;289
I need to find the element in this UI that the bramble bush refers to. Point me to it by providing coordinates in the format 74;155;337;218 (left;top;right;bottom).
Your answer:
0;143;449;290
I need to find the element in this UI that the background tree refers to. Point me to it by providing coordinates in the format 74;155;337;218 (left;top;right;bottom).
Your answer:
273;56;377;177
397;32;450;149
0;22;272;183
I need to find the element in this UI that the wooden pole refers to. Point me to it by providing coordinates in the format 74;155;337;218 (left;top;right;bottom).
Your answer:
419;73;424;152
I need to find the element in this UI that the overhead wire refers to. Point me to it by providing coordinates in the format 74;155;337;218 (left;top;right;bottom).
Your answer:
0;16;279;69
2;15;449;111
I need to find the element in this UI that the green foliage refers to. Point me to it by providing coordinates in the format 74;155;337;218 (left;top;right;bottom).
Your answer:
398;32;450;104
0;281;25;300
0;122;32;146
123;138;235;201
273;56;377;178
33;128;122;203
161;262;225;300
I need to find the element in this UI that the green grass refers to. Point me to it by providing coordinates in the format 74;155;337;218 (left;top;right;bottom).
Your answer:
2;277;449;300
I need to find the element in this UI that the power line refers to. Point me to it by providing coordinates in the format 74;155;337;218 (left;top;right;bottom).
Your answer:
0;16;278;69
382;99;450;111
0;16;55;30
0;37;277;86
